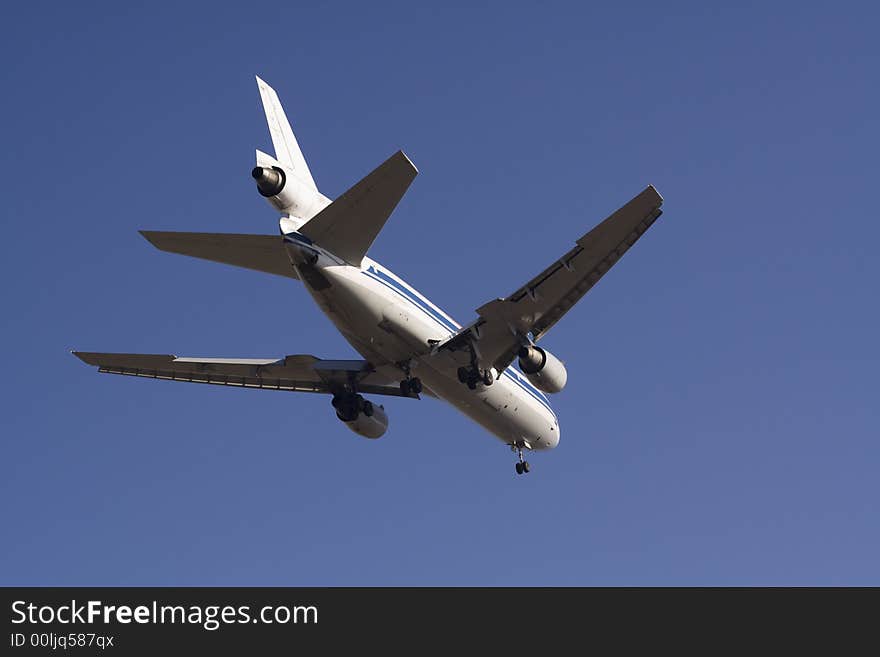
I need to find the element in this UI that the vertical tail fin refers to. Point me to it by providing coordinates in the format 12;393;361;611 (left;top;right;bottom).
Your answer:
255;76;318;192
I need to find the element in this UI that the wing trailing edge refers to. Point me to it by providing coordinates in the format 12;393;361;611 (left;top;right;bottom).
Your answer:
139;231;299;279
72;352;420;398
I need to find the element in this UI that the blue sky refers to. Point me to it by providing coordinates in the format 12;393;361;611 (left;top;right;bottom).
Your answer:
1;2;878;585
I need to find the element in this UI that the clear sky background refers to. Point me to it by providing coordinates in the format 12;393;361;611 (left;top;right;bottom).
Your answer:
1;2;877;585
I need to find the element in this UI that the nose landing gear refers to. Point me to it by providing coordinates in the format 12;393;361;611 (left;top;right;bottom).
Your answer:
511;442;531;475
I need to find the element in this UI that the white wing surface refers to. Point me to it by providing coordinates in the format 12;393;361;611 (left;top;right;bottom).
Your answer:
73;352;419;398
438;185;664;373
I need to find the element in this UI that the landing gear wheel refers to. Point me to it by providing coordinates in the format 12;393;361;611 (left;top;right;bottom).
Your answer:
399;380;411;395
410;377;422;394
363;401;374;417
515;462;524;475
467;379;477;390
457;367;469;383
482;369;494;386
522;461;530;474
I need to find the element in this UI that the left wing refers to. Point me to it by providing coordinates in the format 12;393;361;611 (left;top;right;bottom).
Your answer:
437;185;664;373
73;352;418;398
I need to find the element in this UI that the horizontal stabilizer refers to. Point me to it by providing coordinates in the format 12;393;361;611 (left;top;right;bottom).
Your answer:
299;150;417;267
140;231;298;279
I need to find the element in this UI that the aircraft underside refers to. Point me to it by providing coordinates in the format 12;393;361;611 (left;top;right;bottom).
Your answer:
294;252;561;454
73;76;664;477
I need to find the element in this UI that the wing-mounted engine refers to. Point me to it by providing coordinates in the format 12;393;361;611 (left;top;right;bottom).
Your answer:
517;345;567;394
332;393;389;439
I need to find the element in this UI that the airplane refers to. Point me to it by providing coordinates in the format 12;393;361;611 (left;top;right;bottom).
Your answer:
74;76;664;475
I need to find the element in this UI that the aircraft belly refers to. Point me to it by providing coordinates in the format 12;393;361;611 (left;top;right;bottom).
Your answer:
414;361;559;450
302;263;558;450
304;265;436;365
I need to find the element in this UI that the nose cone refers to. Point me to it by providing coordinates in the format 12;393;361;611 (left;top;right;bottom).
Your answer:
548;418;560;448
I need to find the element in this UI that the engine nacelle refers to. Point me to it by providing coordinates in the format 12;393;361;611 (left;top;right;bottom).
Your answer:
332;394;389;439
517;345;567;394
252;165;328;220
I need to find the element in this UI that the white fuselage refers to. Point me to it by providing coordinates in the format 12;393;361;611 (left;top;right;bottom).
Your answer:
284;235;560;451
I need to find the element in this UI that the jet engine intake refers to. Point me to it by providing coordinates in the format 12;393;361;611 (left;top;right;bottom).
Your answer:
251;165;326;219
331;393;388;439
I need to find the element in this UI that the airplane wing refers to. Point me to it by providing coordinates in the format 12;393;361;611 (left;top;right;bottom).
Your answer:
140;231;299;279
72;352;418;398
436;185;664;373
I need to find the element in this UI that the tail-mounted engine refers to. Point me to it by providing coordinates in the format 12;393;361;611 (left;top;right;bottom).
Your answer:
331;393;389;439
252;163;327;220
517;345;567;394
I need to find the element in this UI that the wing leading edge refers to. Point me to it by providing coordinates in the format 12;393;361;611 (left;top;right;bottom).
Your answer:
73;352;418;398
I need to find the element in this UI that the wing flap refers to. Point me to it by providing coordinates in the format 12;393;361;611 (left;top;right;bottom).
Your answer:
502;184;663;340
299;150;418;266
73;352;417;398
140;231;299;280
437;185;664;373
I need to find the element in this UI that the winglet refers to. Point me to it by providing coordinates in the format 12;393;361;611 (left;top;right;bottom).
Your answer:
255;75;318;191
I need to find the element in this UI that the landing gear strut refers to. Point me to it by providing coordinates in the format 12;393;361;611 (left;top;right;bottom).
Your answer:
397;360;423;396
457;366;494;390
399;376;422;396
455;339;495;390
512;443;531;475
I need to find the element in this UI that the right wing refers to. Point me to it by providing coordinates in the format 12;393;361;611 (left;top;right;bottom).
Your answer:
436;185;664;373
73;352;418;398
140;231;299;280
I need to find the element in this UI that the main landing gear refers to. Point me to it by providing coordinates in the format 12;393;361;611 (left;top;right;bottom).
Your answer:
512;443;531;475
396;360;423;396
456;340;494;390
399;376;422;396
457;366;494;390
397;360;422;397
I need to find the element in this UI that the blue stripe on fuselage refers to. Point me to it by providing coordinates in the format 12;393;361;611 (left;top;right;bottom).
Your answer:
503;368;554;414
362;266;554;415
363;267;459;333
